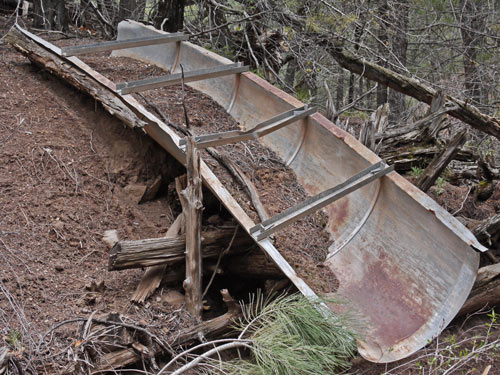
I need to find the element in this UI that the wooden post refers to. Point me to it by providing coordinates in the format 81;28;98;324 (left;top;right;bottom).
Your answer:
416;130;467;192
177;137;203;321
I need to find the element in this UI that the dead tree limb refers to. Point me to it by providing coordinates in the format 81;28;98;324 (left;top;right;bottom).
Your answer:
416;130;467;192
178;137;203;321
326;42;500;139
170;289;242;347
109;227;256;270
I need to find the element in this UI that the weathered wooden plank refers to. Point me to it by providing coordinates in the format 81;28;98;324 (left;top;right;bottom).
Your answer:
109;226;256;271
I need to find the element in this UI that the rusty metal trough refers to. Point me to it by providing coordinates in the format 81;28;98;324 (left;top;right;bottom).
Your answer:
111;21;487;362
14;21;487;363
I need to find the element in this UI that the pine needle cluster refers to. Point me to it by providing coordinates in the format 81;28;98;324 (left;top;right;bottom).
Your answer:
203;292;358;375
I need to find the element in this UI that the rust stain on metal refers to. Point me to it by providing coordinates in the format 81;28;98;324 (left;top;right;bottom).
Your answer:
325;199;349;235
351;255;430;348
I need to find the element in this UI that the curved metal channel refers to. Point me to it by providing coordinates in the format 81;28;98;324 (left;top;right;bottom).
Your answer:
326;179;382;259
285;119;308;167
226;72;241;113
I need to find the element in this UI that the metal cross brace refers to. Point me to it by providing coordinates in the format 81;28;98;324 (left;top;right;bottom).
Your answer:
61;33;189;56
116;63;249;94
249;161;394;241
179;106;316;149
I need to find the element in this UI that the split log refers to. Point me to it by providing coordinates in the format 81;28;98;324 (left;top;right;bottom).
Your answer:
131;214;185;303
326;41;500;139
109;227;256;271
178;137;204;321
473;213;500;249
416;130;467;192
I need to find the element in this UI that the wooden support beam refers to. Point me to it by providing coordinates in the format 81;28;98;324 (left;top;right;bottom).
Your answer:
178;137;203;321
416;130;467;192
116;63;249;94
108;226;256;271
61;33;189;56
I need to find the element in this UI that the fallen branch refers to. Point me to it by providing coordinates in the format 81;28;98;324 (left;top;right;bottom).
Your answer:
326;41;500;139
108;226;255;271
416;130;467;192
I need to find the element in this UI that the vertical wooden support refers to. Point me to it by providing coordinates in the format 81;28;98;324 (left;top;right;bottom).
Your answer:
177;137;203;321
416;130;467;192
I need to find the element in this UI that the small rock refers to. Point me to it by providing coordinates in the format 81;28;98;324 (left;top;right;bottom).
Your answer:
162;290;185;308
54;264;64;272
123;184;148;204
102;230;119;249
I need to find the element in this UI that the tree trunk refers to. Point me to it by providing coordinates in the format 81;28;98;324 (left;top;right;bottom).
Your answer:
32;0;68;30
458;0;484;106
376;0;388;107
118;0;137;21
387;0;409;123
153;0;185;32
336;66;344;109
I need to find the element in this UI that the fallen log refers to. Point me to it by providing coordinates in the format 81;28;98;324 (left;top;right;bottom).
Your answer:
109;227;257;271
459;263;500;316
383;146;474;173
416;130;467;192
326;41;500;140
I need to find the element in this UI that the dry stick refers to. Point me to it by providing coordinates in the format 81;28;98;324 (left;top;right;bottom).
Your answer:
206;149;269;222
177;139;203;321
131;214;185;303
416;130;467;192
167;342;253;375
202;226;239;299
179;64;190;129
